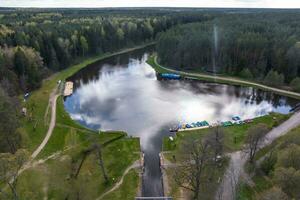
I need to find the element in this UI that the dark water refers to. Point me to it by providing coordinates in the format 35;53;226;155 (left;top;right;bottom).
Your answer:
64;46;297;197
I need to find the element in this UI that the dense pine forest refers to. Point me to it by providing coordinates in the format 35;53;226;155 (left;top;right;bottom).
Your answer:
0;8;210;95
157;12;300;91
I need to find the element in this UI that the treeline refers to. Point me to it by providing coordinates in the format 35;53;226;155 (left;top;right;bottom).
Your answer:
0;9;209;94
157;12;300;91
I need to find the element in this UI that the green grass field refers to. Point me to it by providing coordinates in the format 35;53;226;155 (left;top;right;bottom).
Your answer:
15;136;140;200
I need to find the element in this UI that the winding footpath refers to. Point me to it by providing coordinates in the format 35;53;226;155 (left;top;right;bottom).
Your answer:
31;89;59;159
95;160;141;200
216;111;300;200
152;56;300;99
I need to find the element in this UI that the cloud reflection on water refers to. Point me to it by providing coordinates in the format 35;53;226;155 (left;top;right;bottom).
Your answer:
65;54;290;148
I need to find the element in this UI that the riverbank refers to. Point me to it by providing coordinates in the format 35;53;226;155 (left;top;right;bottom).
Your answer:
10;44;156;200
147;56;300;100
161;113;291;199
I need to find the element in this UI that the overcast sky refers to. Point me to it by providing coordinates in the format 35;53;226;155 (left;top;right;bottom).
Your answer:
1;0;300;8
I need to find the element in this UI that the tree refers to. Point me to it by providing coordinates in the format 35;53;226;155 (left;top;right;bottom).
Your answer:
92;142;109;183
0;86;21;153
285;42;300;81
239;68;253;79
14;47;27;77
205;126;224;162
174;137;214;200
277;144;300;170
290;77;300;92
274;167;300;199
244;123;269;163
263;70;285;87
79;36;88;57
258;187;289;200
88;134;109;183
0;149;28;200
260;148;277;175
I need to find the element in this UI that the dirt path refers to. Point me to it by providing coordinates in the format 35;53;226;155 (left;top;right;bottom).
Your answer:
153;57;300;99
95;160;141;200
31;89;59;159
216;111;300;200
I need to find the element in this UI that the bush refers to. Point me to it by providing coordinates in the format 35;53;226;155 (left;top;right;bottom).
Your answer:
260;152;277;175
290;77;300;92
258;187;289;200
263;70;285;87
239;68;253;79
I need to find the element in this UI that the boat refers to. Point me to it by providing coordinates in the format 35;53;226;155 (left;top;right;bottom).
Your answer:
160;73;181;80
232;116;241;121
169;127;179;132
222;121;233;127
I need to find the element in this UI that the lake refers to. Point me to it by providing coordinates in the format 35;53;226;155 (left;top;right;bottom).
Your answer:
64;46;297;197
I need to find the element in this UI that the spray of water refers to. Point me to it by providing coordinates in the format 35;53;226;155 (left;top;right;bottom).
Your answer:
212;24;219;79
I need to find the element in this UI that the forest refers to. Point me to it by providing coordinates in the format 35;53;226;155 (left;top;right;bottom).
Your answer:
157;11;300;91
0;8;209;95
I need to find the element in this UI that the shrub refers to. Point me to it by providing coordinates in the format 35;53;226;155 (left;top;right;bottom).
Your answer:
264;70;284;87
239;68;253;79
290;77;300;92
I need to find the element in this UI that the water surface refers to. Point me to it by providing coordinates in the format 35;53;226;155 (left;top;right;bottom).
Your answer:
64;47;297;197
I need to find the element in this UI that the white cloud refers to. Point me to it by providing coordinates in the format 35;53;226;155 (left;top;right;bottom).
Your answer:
1;0;300;8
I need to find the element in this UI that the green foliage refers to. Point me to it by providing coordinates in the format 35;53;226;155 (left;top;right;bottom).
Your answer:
0;86;21;153
290;77;300;92
245;125;300;199
257;187;289;200
157;13;300;83
276;144;300;170
260;152;277;175
0;9;206;94
1;46;44;92
263;70;285;87
274;167;300;198
239;68;253;80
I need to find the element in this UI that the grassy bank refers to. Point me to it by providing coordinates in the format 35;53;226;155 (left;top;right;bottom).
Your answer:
9;44;156;200
14;136;140;200
147;56;300;100
161;113;290;200
163;113;290;153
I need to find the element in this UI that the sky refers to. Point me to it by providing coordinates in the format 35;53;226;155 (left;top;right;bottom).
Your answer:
1;0;300;8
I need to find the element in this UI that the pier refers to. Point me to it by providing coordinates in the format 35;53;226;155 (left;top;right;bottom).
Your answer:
63;81;74;96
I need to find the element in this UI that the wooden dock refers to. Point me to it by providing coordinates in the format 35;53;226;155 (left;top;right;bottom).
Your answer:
63;81;74;96
177;125;210;132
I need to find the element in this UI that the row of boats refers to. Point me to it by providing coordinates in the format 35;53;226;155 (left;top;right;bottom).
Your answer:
170;116;254;132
